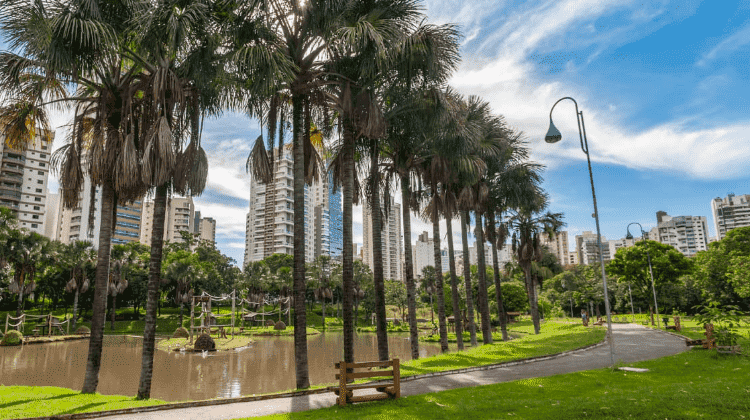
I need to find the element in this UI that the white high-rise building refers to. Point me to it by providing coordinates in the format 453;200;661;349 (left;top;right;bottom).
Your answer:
412;231;449;277
362;196;403;281
575;231;612;265
0;133;53;235
541;231;569;265
243;149;314;267
653;211;708;257
140;196;194;245
468;241;509;267
43;193;62;241
711;194;750;240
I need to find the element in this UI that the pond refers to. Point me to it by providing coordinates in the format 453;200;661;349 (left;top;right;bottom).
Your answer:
0;332;444;401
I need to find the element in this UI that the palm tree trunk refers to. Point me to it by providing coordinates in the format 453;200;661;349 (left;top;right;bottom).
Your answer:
400;175;419;359
431;204;449;353
179;302;184;328
369;138;389;361
487;213;508;341
137;183;168;399
341;116;355;370
110;294;117;331
523;266;540;334
81;183;115;394
445;216;463;350
291;94;309;389
72;289;79;329
460;211;478;346
474;213;493;344
15;281;24;318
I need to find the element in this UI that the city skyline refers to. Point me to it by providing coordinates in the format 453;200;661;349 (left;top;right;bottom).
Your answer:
3;1;750;266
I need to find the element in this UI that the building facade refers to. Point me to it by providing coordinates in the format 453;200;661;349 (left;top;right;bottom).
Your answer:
412;231;450;277
0;134;53;235
243;149;314;267
575;231;612;265
653;212;709;257
362;196;403;281
540;231;569;266
711;194;750;240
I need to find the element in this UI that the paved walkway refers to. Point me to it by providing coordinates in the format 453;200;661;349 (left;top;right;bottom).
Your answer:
107;324;687;420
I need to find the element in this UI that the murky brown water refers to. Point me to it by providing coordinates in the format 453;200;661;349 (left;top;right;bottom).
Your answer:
0;333;444;401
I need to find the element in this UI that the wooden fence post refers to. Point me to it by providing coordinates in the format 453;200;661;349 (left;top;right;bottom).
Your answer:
393;358;400;399
4;314;8;335
47;313;52;337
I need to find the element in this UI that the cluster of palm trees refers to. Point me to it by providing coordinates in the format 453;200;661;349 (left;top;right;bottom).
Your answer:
0;0;561;398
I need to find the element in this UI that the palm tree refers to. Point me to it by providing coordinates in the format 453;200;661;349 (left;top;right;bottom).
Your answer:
6;230;52;317
62;241;96;329
510;209;564;334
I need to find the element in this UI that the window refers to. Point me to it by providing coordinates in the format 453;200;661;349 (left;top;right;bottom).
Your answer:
37;180;43;184
33;206;40;210
37;171;44;175
39;154;46;158
32;215;39;220
39;162;46;167
35;188;42;193
31;224;37;228
34;197;41;202
41;145;47;150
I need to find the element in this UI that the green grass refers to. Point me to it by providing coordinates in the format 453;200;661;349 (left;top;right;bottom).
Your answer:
397;321;605;378
0;386;167;420
247;342;750;420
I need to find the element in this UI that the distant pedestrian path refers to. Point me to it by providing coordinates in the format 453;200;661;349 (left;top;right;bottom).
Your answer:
106;324;687;420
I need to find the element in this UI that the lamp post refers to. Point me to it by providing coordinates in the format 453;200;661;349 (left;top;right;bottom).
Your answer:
626;222;659;328
545;97;615;367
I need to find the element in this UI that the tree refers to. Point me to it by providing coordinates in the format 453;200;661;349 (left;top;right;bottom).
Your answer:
6;230;52;317
608;240;694;314
509;209;565;334
692;227;750;308
62;241;96;329
385;280;408;321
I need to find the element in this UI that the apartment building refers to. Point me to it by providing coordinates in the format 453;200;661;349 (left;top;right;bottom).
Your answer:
412;231;449;277
653;212;709;257
362;196;403;281
243;149;314;267
0;133;53;235
711;193;750;240
575;231;612;265
540;231;570;266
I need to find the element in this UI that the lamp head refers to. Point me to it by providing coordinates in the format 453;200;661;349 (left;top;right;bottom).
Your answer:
625;227;633;240
545;119;562;143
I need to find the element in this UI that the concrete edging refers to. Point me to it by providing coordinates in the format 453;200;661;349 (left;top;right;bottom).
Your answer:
23;334;609;420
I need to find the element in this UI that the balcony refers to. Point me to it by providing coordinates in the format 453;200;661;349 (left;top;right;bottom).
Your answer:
2;154;26;165
1;164;24;175
0;188;22;201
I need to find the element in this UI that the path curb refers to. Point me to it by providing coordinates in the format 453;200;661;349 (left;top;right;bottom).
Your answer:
18;334;608;420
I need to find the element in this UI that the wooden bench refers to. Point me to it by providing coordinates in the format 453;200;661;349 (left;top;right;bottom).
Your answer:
330;359;400;406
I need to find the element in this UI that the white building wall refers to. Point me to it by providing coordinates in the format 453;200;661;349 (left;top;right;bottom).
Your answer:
712;194;750;240
363;197;403;281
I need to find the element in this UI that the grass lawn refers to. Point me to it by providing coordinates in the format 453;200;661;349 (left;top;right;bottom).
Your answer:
156;336;253;352
0;386;167;420
247;341;750;419
398;321;605;378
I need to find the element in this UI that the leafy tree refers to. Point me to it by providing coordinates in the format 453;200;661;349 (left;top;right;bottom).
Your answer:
385;280;408;321
608;240;693;315
692;227;750;308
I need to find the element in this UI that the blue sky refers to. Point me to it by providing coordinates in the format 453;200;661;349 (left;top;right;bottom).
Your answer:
3;0;750;265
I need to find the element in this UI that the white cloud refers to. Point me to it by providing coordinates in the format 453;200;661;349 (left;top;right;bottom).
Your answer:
697;23;750;67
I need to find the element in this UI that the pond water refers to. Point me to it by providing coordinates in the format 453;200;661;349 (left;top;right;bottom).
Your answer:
0;333;444;401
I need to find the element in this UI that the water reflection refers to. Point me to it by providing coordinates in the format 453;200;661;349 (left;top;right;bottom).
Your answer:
0;333;444;401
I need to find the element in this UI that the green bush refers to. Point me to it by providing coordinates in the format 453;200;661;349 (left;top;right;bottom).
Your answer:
0;330;23;346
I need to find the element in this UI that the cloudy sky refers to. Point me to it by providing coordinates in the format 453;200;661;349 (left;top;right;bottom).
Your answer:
3;0;750;266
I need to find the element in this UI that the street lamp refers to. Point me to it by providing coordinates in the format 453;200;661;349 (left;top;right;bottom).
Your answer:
626;222;659;328
545;97;615;367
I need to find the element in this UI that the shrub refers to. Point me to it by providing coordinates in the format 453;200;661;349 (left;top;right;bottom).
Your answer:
265;319;276;327
75;326;91;335
0;330;23;346
173;327;189;338
193;333;215;351
274;321;287;330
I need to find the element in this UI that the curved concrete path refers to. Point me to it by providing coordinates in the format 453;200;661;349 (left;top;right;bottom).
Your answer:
106;324;687;420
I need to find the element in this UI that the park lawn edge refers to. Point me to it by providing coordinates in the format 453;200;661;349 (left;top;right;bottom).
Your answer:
0;321;602;418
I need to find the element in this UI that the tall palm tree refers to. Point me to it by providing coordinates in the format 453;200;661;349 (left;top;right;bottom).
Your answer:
63;241;96;329
6;230;52;317
510;208;564;334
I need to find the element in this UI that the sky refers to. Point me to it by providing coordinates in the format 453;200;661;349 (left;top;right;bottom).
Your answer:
3;0;750;266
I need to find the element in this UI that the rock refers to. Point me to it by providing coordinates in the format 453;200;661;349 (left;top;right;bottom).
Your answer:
274;321;287;330
75;326;91;335
265;319;276;327
193;333;216;351
0;330;23;346
618;367;649;373
173;327;189;338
